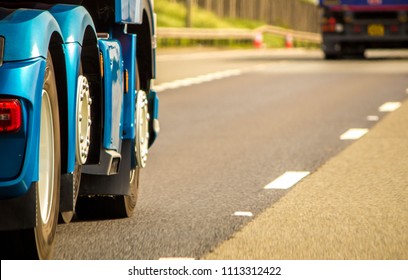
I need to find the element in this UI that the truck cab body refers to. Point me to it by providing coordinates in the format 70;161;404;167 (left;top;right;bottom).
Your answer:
319;0;408;58
0;0;159;259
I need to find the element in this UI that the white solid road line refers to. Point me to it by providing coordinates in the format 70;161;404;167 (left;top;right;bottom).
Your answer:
264;171;310;190
378;102;401;112
340;128;369;140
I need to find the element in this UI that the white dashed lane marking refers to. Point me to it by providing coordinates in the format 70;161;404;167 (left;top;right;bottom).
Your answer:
158;257;195;260
264;171;310;190
340;128;369;140
233;212;254;217
378;102;401;112
367;115;379;122
154;69;242;92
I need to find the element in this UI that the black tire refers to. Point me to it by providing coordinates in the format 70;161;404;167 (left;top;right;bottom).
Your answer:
324;52;341;60
75;140;140;219
124;166;140;217
1;52;61;259
349;51;365;59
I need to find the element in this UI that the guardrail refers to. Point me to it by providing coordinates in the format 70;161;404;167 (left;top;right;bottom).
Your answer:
256;26;321;44
157;25;322;45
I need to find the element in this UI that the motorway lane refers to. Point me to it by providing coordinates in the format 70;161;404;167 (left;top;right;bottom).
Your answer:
205;90;408;260
54;49;408;259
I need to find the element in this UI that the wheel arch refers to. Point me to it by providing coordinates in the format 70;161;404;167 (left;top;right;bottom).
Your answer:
48;32;68;174
49;5;102;168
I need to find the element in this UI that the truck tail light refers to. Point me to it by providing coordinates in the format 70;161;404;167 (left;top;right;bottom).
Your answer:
322;17;337;32
353;25;362;33
0;99;22;133
390;25;399;33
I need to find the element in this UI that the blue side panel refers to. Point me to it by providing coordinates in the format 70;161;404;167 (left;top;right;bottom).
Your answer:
0;59;46;198
0;9;61;61
0;100;27;180
99;39;124;151
120;34;136;140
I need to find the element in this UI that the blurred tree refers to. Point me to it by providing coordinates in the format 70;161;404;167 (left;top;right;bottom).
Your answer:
186;0;192;27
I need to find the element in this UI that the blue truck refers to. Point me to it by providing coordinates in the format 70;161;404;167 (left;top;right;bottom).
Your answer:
0;0;159;259
319;0;408;58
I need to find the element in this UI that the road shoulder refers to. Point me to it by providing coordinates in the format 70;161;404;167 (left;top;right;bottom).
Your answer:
203;98;408;260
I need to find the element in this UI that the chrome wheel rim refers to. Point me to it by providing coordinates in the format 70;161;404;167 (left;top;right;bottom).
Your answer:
135;90;149;168
76;75;91;165
39;90;55;224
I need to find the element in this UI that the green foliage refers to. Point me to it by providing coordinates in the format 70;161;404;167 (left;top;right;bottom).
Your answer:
155;0;264;29
155;0;187;28
155;0;317;49
155;0;228;28
263;34;285;48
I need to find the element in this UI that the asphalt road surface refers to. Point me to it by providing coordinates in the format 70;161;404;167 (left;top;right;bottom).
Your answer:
54;48;408;259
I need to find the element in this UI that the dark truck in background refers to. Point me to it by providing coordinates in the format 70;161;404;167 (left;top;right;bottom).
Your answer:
319;0;408;59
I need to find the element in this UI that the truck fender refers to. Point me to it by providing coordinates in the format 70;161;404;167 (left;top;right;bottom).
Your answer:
49;4;96;45
49;4;100;172
0;9;62;62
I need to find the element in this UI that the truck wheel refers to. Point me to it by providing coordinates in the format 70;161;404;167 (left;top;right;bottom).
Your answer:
75;140;140;219
1;52;61;259
60;71;91;224
135;89;150;168
35;55;61;258
349;51;365;59
76;61;149;219
324;52;341;60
